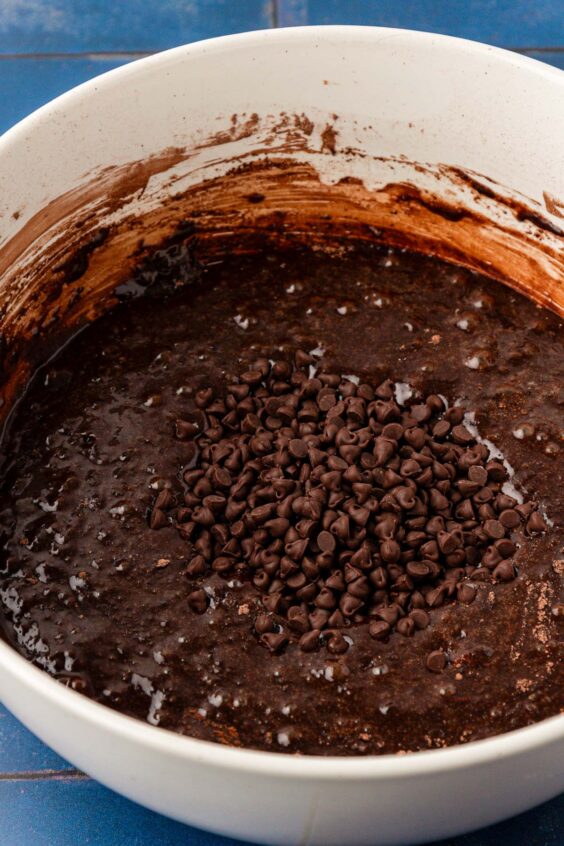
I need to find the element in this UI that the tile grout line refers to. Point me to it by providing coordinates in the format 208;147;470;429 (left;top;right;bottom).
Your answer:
0;46;562;61
0;769;90;782
0;51;155;60
511;45;564;52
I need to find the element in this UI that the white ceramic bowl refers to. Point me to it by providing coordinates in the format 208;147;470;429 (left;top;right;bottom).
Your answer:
0;27;562;846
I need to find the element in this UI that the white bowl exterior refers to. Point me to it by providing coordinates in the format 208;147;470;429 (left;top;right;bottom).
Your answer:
0;27;562;846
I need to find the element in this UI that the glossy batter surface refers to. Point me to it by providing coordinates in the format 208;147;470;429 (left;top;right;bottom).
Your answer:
0;241;562;754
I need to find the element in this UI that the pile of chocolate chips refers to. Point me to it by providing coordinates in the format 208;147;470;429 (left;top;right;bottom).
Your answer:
150;351;547;656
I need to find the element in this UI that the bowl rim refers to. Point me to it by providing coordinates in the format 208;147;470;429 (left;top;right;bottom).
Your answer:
0;24;562;779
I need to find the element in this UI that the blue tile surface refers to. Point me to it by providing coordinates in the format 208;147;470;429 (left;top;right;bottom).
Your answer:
276;0;564;46
0;705;73;773
0;1;563;844
0;0;272;53
0;778;245;846
0;768;562;846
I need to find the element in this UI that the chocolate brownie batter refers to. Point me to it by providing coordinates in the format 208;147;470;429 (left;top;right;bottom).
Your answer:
0;239;562;755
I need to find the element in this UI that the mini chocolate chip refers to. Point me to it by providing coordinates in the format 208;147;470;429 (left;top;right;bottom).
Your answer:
308;446;326;467
406;561;431;580
149;508;168;530
426;586;447;608
287;606;310;633
330;514;350;540
155;489;175;511
494;494;518;511
374;605;400;626
195;387;213;408
455;499;475;521
498;508;520;529
483;519;505;540
264;517;290;538
404;428;426;449
187;589;208;614
426;650;447;673
255;613;275;634
515;502;535;520
473;487;493;505
261;631;288;652
468;465;487;485
369;620;391;640
493;561;516;582
327;632;349;654
289;438;308;459
445;407;465;425
350;543;371;570
457;583;477;604
477;503;496;522
348;576;371;599
328;609;346;627
192;506;215;527
374;437;396;466
400;458;422;478
410;591;426;609
309;608;330;630
425;394;445;414
299;629;321;652
411;404;432;423
457;479;481;497
263;592;283;613
344;563;362;583
320;470;342;491
295;349;313;368
486;461;506;481
482;546;502;569
185;555;207;578
240;370;263;386
340;593;363;617
379;539;400;563
432;420;450;439
317;530;336;553
328;454;348;471
285;538;309;561
396;617;415;637
494;538;516;558
437;530;460;554
429;489;449;511
369;566;388;590
409;608;430;629
325;571;346;592
451;425;474;445
175;419;200;440
315;587;337;610
213;556;235;574
318;391;337;412
394;486;416;510
526;511;548;534
382;423;403;440
204;494;226;514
